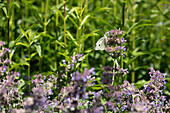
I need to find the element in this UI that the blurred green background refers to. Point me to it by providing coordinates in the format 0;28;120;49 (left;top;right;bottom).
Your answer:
0;0;170;84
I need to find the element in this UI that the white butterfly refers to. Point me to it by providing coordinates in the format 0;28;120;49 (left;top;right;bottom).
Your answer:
94;34;107;50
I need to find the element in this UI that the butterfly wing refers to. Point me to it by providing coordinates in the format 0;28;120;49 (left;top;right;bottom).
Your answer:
94;35;107;50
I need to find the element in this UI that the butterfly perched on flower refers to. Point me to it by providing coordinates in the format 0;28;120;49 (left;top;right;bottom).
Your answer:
94;35;107;50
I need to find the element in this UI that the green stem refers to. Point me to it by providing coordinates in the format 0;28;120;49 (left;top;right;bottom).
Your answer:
39;56;42;72
44;0;48;32
28;45;31;89
114;0;117;23
7;0;10;55
102;0;106;66
121;0;125;68
112;58;115;85
132;0;135;83
120;0;126;83
64;0;66;57
55;0;59;71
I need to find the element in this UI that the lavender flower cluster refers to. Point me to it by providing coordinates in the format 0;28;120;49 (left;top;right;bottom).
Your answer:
0;41;22;112
53;68;96;112
106;28;126;58
62;54;84;72
101;66;129;84
103;68;169;112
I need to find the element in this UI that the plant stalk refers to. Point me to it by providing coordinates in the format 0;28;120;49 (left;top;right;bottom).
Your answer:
64;0;66;58
132;0;136;83
7;0;10;55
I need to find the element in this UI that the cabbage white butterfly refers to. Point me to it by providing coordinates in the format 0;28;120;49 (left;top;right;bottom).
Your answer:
94;35;107;50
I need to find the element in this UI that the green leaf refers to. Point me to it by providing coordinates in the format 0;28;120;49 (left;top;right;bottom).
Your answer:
75;63;80;69
165;90;170;96
18;79;25;91
53;40;66;48
134;66;150;71
79;14;90;29
57;52;70;61
9;30;30;48
66;30;78;46
25;58;30;61
35;45;42;56
9;49;15;60
56;9;64;20
51;1;68;11
19;25;29;41
9;61;30;71
90;84;103;90
91;16;114;29
65;8;76;20
31;52;37;59
89;7;111;15
16;42;29;48
68;17;79;28
125;20;152;36
85;48;92;53
80;29;100;42
13;1;20;8
134;80;150;89
2;7;8;18
160;0;170;5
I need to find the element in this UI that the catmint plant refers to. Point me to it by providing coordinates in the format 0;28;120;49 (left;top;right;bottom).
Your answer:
96;29;128;84
106;28;126;58
0;41;22;112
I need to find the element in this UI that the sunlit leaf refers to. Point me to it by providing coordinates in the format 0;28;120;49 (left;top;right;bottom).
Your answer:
16;42;29;48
